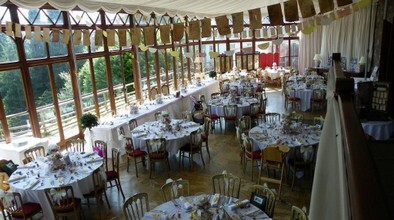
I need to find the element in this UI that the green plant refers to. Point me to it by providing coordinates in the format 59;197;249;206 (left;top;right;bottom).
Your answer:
208;71;217;78
80;112;98;130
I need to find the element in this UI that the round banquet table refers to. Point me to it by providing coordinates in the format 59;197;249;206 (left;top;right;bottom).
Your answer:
208;97;258;120
249;122;321;160
362;120;394;140
9;152;104;219
131;119;202;155
142;194;271;220
287;83;326;112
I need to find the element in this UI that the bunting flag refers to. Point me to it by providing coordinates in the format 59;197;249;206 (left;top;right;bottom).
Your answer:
337;0;353;7
173;23;184;41
34;26;41;41
298;0;316;18
43;28;50;43
170;50;180;57
284;0;299;22
62;29;70;44
215;15;231;35
139;44;148;51
73;30;81;44
189;20;201;40
262;28;268;39
25;25;31;39
94;29;102;46
273;38;284;45
225;50;235;56
14;23;21;38
107;29;115;46
232;12;244;34
209;51;219;59
83;30;90;46
248;8;262;29
160;25;171;43
318;0;334;14
118;29;126;46
201;18;212;38
52;29;60;42
6;21;12;36
267;4;283;25
131;27;141;45
258;43;270;50
148;47;157;53
144;26;155;45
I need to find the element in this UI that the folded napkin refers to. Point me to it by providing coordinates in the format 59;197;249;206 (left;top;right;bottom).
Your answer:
17;165;35;169
28;180;40;189
229;199;249;210
210;193;220;207
87;158;103;164
144;211;167;220
179;196;193;210
8;175;26;183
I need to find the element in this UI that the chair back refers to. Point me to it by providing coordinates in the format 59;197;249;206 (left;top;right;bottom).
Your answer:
110;148;121;173
161;179;190;202
66;138;85;152
154;111;162;121
124;137;137;154
203;117;212;136
44;185;80;219
93;140;108;171
123;193;149;220
264;113;281;123
146;138;167;158
161;84;170;95
252;185;276;218
312;88;326;100
291;205;308;220
0;172;9;191
241;133;253;155
212;173;241;198
290;112;304;123
181;111;192;121
250;103;260;117
91;168;106;197
262;145;289;164
224;105;237;120
118;126;125;136
128;119;138;131
24;146;45;163
189;130;203;149
238;115;252;133
0;194;9;220
211;92;221;99
150;87;158;100
2;192;34;219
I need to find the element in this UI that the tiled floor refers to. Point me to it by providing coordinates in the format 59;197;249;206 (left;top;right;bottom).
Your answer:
80;89;325;220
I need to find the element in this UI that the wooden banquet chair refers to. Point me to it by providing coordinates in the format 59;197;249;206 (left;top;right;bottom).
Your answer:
206;104;222;132
223;104;238;134
65;138;85;152
210;92;221;99
123;193;149;220
251;184;276;218
161;84;170;96
242;134;261;181
311;88;326;112
44;185;82;220
264;112;281;123
201;117;212;159
212;173;241;198
1;191;43;220
286;89;301;111
83;168;111;216
93;140;108;171
161;179;190;202
124;137;147;177
288;146;317;191
154;111;162;121
290;205;308;220
258;145;290;200
149;86;158;100
249;102;260;125
106;148;125;200
24;145;45;163
289;112;304;123
179;130;205;170
146;138;170;178
128;119;138;131
0;172;10;191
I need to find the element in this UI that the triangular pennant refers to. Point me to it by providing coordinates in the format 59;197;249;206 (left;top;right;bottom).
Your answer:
267;4;283;25
118;29;126;46
6;21;13;36
160;25;171;43
53;29;60;42
272;38;283;45
284;0;299;22
232;12;244;34
170;50;180;57
189;20;201;40
144;26;155;46
14;23;21;38
94;29;102;46
131;28;141;45
298;0;316;18
318;0;334;14
258;43;270;50
139;44;148;51
215;15;231;35
249;8;262;29
209;51;219;59
201;18;212;38
148;47;157;53
173;23;184;41
25;25;31;39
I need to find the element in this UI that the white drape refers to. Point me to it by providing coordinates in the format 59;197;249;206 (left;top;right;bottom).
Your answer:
309;68;349;220
298;5;376;73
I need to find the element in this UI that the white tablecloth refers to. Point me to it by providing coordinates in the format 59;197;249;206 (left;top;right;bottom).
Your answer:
208;97;257;120
142;195;271;220
9;152;103;219
288;89;313;112
362;120;394;140
0;137;49;165
131;120;202;155
86;81;219;157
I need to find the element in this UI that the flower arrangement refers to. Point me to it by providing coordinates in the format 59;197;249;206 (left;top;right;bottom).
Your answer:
47;152;65;171
161;111;172;131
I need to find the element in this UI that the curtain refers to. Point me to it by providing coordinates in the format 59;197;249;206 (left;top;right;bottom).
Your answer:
309;68;349;220
298;26;323;73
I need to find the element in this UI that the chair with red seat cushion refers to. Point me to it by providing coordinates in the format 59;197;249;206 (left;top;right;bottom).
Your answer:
44;185;82;219
223;104;238;134
146;138;170;178
2;191;42;220
311;88;326;112
179;130;205;170
124;137;147;177
286;89;301;111
106;148;125;200
201;117;212;159
83;168;110;216
242;133;261;181
206;104;222;132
